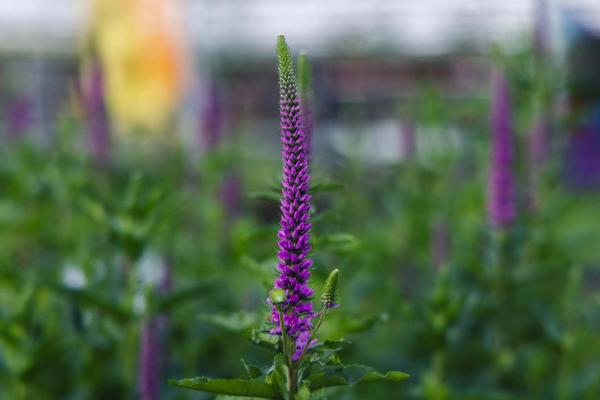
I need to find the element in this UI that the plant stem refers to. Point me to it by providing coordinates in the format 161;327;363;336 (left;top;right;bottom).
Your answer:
276;305;291;365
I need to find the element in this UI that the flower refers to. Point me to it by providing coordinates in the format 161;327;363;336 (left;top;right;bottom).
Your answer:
139;318;161;400
270;36;315;359
81;56;111;165
321;269;339;309
487;67;516;229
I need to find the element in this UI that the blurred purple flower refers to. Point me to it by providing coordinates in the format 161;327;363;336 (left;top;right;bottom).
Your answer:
220;172;242;217
6;97;32;138
565;123;600;189
270;36;314;361
431;222;449;269
138;262;171;400
81;58;110;165
138;318;160;400
200;81;223;151
487;68;516;229
400;117;416;160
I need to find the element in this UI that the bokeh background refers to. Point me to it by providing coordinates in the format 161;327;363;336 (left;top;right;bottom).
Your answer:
1;0;600;399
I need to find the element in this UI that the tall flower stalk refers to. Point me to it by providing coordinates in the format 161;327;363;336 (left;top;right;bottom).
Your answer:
81;56;111;166
270;35;315;366
138;262;171;400
170;35;408;400
487;67;515;229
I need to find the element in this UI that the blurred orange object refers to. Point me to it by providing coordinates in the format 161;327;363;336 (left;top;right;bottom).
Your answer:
88;0;186;136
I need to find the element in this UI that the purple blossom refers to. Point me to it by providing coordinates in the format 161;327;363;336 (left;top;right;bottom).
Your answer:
400;117;416;160
200;81;224;151
487;68;516;229
81;58;110;165
431;221;449;269
138;262;171;400
138;318;161;400
6;97;32;138
220;172;242;217
270;36;315;360
565;123;600;189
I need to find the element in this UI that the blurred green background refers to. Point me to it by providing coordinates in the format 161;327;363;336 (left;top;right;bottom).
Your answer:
1;1;600;399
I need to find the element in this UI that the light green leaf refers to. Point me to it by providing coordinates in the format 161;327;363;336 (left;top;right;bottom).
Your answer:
169;376;279;399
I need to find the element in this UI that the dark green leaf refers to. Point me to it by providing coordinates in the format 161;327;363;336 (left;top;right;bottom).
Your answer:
241;359;263;379
309;364;409;390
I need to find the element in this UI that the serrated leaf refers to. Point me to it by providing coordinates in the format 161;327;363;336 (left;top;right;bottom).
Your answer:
169;376;279;399
309;364;409;390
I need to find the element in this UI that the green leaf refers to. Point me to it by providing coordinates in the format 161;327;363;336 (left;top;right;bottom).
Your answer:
169;376;279;399
242;329;279;351
295;384;311;400
271;354;289;399
309;364;409;390
241;359;263;379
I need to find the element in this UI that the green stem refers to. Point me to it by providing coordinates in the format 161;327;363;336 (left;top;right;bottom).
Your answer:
276;305;291;365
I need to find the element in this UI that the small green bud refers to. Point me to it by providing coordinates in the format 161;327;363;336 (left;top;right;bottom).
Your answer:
270;288;286;305
321;269;339;309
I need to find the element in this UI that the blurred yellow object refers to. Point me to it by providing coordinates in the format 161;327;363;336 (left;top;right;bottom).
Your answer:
89;0;185;135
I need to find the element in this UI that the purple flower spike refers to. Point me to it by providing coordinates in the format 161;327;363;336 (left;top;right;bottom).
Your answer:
82;57;111;165
270;36;315;359
139;318;160;400
487;67;516;229
6;97;32;139
400;117;416;160
200;81;224;151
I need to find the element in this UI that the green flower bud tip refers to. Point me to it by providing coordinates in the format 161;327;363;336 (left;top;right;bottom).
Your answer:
321;268;339;309
270;288;287;305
